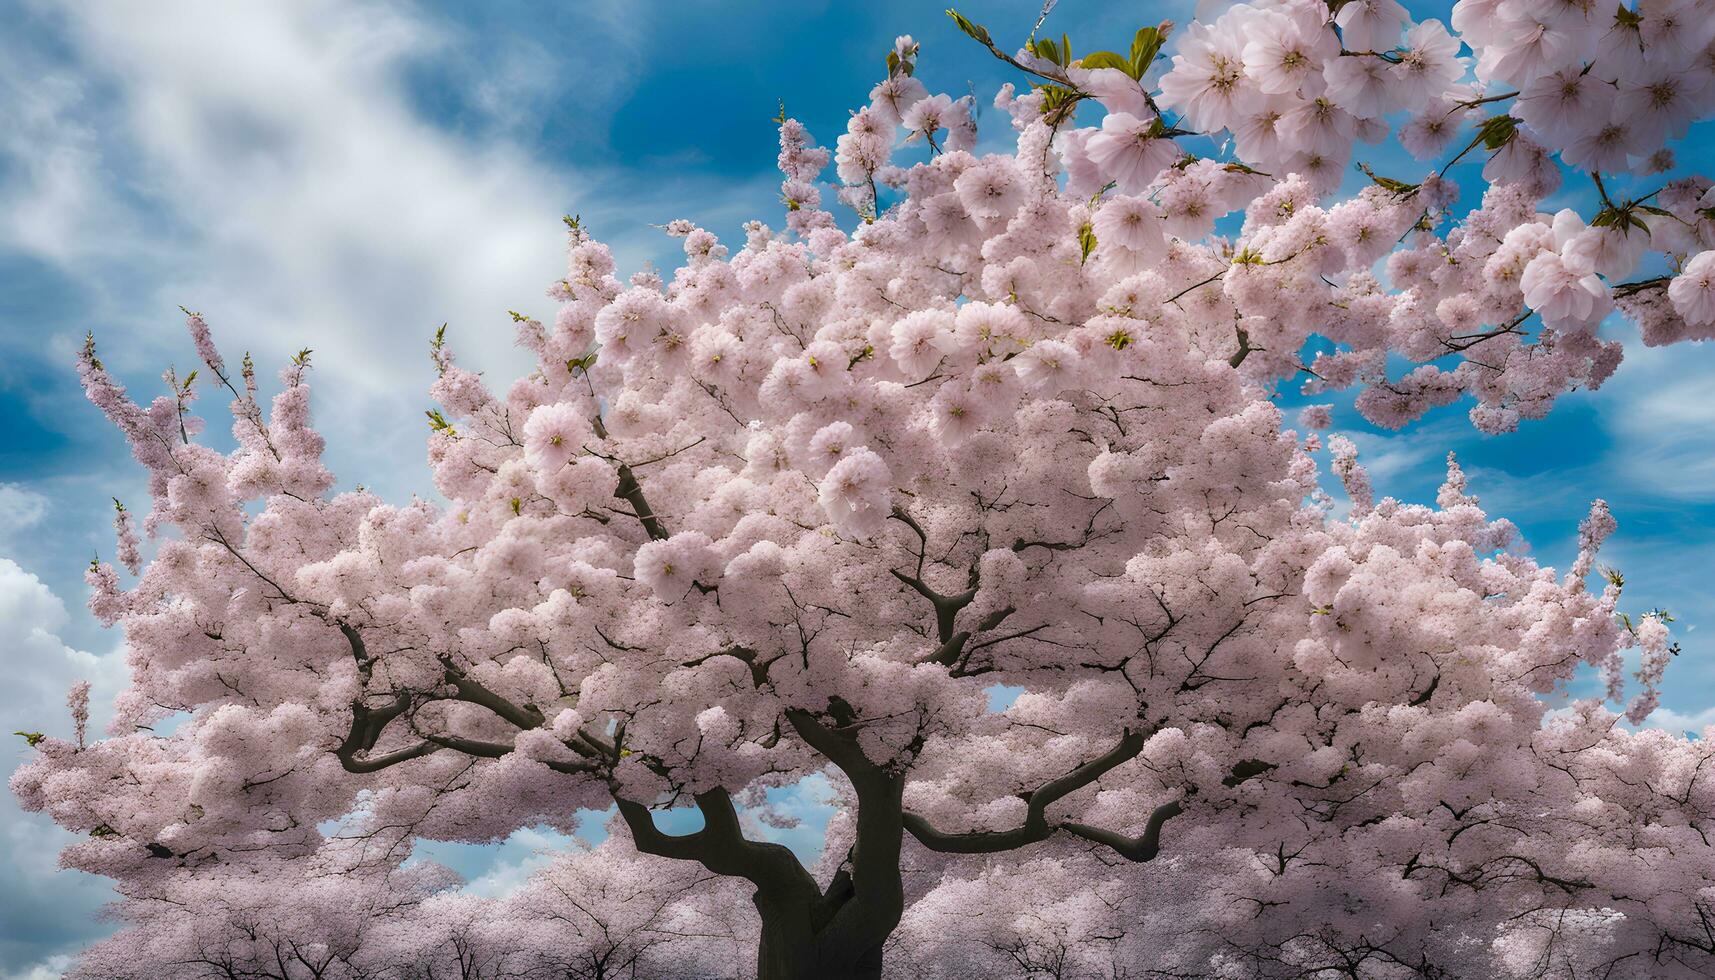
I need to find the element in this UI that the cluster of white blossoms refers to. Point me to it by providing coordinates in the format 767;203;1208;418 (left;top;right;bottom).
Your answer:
16;5;1715;979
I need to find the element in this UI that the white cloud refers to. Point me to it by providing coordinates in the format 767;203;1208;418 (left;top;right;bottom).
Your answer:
745;773;837;865
0;955;74;980
1591;334;1715;502
1643;704;1715;736
1340;429;1440;489
0;0;782;509
7;0;572;391
0;557;128;733
410;823;581;899
0;557;128;971
0;485;50;548
459;825;579;898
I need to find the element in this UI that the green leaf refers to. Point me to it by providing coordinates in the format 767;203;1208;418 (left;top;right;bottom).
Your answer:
1128;25;1168;77
946;9;991;46
1592;203;1658;235
1033;83;1084;124
1078;222;1098;264
1357;163;1419;196
1477;114;1517;151
14;731;45;747
1078;50;1133;76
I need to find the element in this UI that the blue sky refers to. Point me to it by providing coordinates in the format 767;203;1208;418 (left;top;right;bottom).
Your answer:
4;0;1715;976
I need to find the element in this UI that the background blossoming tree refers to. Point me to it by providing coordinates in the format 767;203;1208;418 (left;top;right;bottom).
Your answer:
18;1;1715;977
64;836;754;980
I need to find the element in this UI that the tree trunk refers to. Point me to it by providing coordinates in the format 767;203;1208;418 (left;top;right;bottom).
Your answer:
746;711;906;980
753;890;887;980
616;723;907;980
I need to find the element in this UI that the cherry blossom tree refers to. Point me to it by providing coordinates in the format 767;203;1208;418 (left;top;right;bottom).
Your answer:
67;835;750;980
64;846;460;980
18;3;1715;978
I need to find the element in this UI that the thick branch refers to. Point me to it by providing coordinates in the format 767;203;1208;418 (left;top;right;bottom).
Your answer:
1228;326;1252;368
903;728;1148;854
617;790;819;898
334;623;437;774
774;707;906;962
440;658;547;729
784;707;884;786
334;624;592;774
336;698;441;775
682;645;773;688
1061;797;1184;861
916;630;971;667
613;463;668;541
890;569;978;644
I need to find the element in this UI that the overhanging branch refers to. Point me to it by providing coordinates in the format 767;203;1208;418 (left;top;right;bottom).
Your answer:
903;728;1148;854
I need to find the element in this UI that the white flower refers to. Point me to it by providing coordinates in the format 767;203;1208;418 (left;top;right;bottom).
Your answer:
1066;66;1151;116
1562;225;1647;280
1520;251;1611;331
1242;11;1335;95
1669;251;1715;327
1516;67;1607;145
1334;0;1408;52
1085;112;1179;193
523;403;591;472
1093;195;1167;259
1013;340;1082;392
1561;113;1648;174
929;382;984;446
889;310;956;380
633;532;717;599
868;74;928;128
1159;20;1259;132
1399;99;1466;159
953;159;1025;220
1231;94;1299;169
806;421;859;477
901;93;954;144
1323;55;1396;119
1391;20;1465;109
818;447;892;537
1475;15;1596;87
1615;64;1710;147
